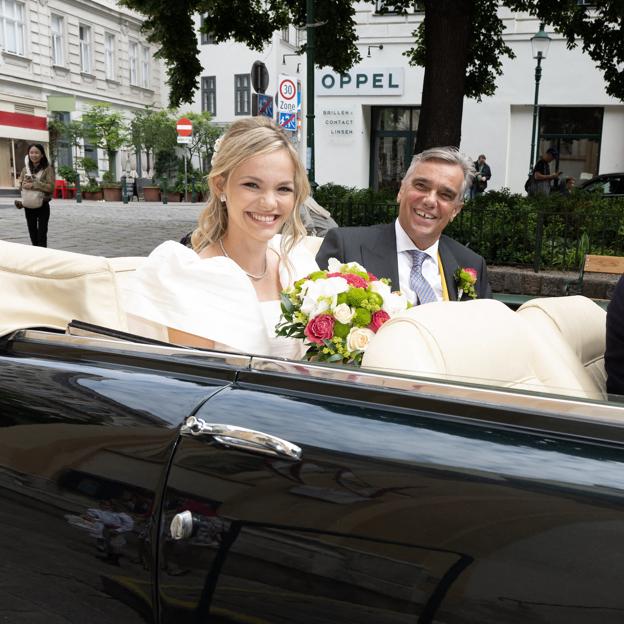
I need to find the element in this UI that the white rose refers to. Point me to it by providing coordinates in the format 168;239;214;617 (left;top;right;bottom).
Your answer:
327;257;343;273
333;303;354;324
346;327;376;352
382;291;409;316
300;277;348;316
369;280;391;296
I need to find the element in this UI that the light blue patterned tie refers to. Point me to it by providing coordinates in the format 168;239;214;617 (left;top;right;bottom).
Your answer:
407;249;437;305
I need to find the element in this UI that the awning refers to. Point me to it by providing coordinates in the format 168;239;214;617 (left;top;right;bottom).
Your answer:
0;125;49;143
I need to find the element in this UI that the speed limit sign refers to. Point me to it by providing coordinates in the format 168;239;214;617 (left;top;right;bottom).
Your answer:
277;74;298;124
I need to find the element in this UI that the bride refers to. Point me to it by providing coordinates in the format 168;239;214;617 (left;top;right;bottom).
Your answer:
124;117;318;358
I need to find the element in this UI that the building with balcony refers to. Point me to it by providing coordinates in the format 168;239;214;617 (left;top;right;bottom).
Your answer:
0;0;166;188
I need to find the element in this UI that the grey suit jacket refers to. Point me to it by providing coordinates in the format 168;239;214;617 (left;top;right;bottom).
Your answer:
316;223;492;301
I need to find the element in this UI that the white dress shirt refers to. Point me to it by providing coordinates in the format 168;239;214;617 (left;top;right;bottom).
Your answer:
394;219;443;304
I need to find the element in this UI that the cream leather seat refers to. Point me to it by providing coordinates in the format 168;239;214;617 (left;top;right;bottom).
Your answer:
517;296;606;396
0;241;144;336
362;299;604;400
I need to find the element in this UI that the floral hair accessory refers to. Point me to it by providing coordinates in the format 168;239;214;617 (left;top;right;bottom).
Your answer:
454;267;478;300
276;258;409;366
210;135;224;165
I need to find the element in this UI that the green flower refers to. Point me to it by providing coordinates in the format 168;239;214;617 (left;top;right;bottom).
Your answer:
352;308;372;327
308;270;328;281
346;287;367;307
333;322;350;338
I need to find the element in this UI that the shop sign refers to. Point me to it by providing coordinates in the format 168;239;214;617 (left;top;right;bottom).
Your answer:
321;106;355;143
317;68;404;96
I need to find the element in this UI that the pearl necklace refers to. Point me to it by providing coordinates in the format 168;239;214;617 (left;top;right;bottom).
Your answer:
218;239;268;281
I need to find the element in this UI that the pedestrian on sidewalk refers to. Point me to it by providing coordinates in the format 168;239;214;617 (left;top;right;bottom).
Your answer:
16;144;55;247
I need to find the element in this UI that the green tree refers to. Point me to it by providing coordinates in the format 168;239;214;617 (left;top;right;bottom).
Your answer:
130;107;178;174
183;111;222;171
81;104;128;177
120;0;624;150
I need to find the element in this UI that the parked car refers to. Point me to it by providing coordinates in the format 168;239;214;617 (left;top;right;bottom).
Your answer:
2;240;624;623
579;172;624;197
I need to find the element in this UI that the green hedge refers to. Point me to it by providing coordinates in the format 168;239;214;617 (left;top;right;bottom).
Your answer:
315;186;624;271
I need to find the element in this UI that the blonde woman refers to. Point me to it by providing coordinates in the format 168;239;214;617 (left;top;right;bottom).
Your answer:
124;117;318;357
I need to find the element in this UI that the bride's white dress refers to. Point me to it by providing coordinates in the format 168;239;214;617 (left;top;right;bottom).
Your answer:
122;236;318;359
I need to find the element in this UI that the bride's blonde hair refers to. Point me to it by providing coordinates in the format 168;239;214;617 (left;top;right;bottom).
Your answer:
191;117;309;265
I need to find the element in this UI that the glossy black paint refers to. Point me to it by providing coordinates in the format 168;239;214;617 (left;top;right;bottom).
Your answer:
162;381;624;624
0;343;234;623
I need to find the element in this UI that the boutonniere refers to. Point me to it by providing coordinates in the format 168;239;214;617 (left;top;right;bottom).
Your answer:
454;267;478;300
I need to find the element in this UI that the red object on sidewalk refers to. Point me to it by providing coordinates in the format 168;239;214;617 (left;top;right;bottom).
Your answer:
53;180;68;198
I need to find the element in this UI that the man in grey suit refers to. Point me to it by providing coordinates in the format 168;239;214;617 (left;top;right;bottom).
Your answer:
316;147;492;304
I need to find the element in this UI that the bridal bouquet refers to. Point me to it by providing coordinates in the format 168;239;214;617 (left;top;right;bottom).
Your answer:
276;258;409;365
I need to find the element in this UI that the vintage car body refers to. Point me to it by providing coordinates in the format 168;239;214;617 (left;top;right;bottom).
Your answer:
3;324;624;624
2;240;624;623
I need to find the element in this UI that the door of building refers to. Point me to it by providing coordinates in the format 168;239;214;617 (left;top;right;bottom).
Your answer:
371;107;420;192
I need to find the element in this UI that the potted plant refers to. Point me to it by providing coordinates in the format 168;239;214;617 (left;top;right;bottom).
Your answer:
101;171;122;201
57;165;79;199
142;182;161;202
82;179;103;201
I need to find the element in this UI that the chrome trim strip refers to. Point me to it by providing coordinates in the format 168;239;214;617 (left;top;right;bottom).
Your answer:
250;357;624;425
12;329;252;368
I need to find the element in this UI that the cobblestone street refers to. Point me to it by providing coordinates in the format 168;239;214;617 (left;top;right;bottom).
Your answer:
0;199;203;257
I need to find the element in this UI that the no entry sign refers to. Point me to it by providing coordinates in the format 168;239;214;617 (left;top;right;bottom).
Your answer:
176;117;192;144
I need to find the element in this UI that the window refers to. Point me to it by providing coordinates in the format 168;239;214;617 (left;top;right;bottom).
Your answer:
281;26;289;43
130;41;150;87
200;15;215;44
234;74;250;116
371;106;420;191
374;1;423;13
79;24;91;73
201;76;216;115
104;33;115;79
129;41;138;85
0;0;25;55
51;14;64;65
538;106;604;180
141;45;149;87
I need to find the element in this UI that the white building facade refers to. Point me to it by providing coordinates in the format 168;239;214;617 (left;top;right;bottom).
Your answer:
0;0;166;188
192;3;624;195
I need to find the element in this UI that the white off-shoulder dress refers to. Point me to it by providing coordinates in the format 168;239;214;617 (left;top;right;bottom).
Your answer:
122;236;318;359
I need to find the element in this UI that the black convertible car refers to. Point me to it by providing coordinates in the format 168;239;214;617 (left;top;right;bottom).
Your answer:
2;240;624;624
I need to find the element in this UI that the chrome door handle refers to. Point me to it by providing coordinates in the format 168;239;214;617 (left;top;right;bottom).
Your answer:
181;416;302;461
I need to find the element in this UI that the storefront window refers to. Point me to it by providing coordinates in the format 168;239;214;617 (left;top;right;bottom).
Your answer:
371;106;419;191
538;106;603;181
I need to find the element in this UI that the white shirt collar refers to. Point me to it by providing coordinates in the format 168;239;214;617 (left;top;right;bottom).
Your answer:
394;219;439;262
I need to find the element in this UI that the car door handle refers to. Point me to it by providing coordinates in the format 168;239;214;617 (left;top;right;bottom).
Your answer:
181;416;302;461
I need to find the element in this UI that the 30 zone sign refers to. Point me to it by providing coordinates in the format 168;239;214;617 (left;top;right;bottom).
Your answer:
277;74;297;115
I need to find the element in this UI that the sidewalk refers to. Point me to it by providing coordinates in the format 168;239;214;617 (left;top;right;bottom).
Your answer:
0;199;203;257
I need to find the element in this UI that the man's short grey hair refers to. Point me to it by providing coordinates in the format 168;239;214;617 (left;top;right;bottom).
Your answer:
403;146;476;198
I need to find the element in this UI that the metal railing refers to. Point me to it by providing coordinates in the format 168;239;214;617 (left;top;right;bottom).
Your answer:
324;200;624;272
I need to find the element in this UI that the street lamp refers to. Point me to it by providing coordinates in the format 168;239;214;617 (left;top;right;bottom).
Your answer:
528;23;551;174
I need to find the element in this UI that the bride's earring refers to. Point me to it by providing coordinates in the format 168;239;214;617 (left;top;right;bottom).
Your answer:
220;194;226;204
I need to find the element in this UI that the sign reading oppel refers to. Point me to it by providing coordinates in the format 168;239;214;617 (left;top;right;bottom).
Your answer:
277;74;298;132
176;117;193;144
316;68;404;96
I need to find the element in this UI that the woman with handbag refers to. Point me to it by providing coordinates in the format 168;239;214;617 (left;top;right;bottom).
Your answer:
16;144;55;247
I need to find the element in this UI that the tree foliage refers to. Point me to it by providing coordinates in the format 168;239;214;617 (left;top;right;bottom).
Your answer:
81;104;128;175
121;0;624;149
130;107;178;171
120;0;360;107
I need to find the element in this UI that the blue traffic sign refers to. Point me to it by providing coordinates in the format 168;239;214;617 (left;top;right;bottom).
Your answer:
257;93;273;118
279;111;296;131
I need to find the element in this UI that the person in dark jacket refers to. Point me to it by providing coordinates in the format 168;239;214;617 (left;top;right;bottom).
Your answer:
606;275;624;396
470;154;491;199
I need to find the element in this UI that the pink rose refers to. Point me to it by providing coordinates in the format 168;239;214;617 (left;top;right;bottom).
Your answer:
326;272;369;289
304;314;335;344
368;310;390;332
464;267;477;283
